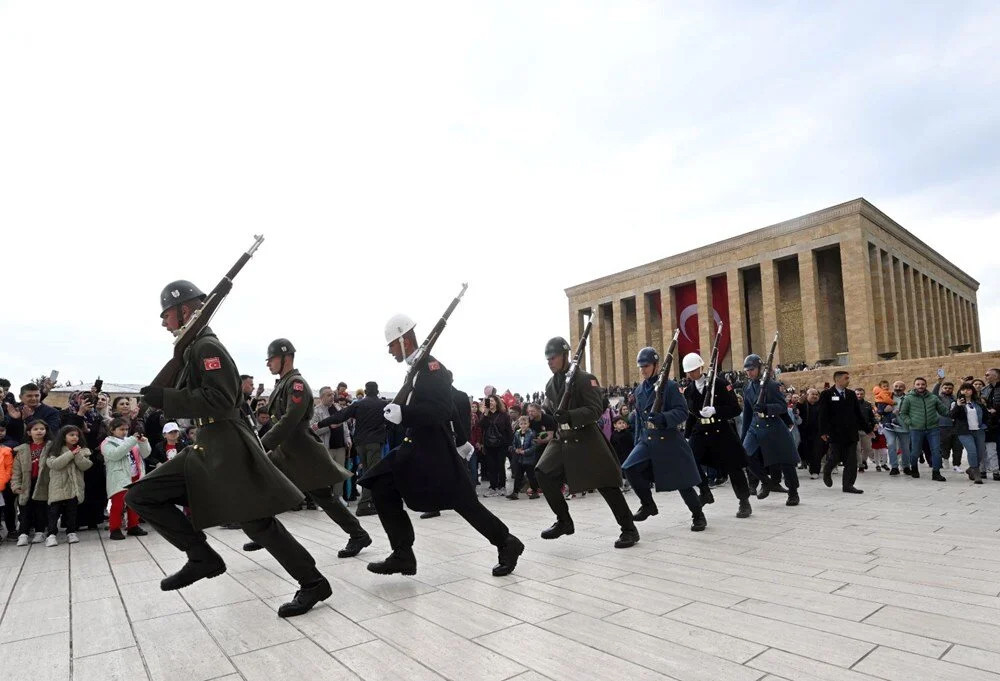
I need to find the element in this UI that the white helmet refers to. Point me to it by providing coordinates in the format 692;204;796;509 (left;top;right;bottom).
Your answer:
682;352;705;373
384;314;416;345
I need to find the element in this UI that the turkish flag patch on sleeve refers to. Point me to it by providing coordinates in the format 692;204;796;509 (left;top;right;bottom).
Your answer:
203;357;222;371
292;381;305;392
727;384;733;391
591;379;599;387
428;361;440;371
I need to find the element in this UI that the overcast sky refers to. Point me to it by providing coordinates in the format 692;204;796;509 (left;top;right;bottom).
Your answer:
1;1;997;398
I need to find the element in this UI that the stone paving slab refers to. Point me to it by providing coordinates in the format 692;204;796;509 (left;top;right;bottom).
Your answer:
2;472;1000;681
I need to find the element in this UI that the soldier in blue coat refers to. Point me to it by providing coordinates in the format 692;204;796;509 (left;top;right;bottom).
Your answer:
741;354;801;506
623;348;707;532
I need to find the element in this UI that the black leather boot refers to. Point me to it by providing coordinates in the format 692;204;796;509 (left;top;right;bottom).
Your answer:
699;487;715;505
338;532;373;558
632;503;658;522
540;520;575;539
492;535;524;577
367;550;417;575
160;554;226;591
243;541;264;552
277;577;332;618
736;499;752;518
614;527;640;548
691;511;707;532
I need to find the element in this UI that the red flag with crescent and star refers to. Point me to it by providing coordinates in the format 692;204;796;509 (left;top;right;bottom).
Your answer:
674;277;731;363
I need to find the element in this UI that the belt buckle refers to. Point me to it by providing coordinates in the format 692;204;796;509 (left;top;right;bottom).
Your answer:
700;417;713;425
559;423;573;431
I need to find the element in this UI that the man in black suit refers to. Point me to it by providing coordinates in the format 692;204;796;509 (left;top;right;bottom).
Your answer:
818;371;871;494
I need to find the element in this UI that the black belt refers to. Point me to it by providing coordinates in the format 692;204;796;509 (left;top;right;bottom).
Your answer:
193;412;240;427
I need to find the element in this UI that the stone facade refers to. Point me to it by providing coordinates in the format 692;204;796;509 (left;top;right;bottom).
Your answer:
778;350;1000;394
566;198;983;385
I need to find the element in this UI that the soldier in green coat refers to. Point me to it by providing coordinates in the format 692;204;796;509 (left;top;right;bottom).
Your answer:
127;281;331;618
535;336;639;549
242;339;371;558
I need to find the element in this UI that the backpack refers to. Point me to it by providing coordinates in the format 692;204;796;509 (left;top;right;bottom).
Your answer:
483;417;504;448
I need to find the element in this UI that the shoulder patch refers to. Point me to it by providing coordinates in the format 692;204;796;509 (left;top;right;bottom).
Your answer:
428;361;441;371
292;381;305;392
591;379;599;387
203;357;222;371
727;384;733;391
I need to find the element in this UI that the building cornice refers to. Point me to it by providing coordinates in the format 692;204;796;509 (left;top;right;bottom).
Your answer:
564;198;979;298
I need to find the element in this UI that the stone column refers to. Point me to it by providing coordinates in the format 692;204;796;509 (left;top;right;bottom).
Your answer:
932;280;945;356
892;259;912;359
635;292;651;353
922;277;936;356
962;298;973;347
612;299;626;387
759;258;781;364
661;285;679;376
569;306;582;370
870;246;888;355
840;235;877;364
948;290;960;349
883;254;901;358
973;301;982;352
797;250;822;364
726;268;747;370
695;276;713;361
591;304;606;384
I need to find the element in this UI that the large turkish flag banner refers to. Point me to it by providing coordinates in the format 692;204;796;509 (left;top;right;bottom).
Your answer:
712;275;732;363
674;284;699;357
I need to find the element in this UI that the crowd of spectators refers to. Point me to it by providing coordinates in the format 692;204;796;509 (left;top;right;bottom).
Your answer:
2;363;997;548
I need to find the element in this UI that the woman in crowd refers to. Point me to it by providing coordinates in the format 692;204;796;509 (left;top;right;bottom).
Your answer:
479;395;513;497
469;400;483;484
951;382;987;484
10;420;51;545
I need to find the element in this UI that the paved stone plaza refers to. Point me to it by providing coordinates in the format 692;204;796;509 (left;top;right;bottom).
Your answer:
2;472;1000;681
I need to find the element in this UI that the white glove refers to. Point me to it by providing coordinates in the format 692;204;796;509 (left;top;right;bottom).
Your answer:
383;403;403;425
456;441;475;460
700;406;716;418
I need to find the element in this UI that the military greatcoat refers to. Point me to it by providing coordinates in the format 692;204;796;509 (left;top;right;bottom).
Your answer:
262;369;351;492
134;328;303;530
536;369;622;492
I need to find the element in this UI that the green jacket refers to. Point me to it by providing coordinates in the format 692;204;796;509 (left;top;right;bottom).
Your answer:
899;389;948;431
10;442;51;505
261;369;350;492
38;446;93;503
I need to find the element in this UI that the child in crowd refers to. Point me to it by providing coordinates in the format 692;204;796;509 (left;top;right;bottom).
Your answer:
102;417;151;540
146;422;183;471
610;417;634;492
507;415;536;500
871;422;889;472
41;425;92;546
0;425;12;536
10;420;51;545
872;381;894;407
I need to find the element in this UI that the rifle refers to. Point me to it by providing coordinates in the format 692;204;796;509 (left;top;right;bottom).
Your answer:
754;331;780;411
143;235;265;408
554;316;593;438
702;322;724;410
648;329;681;426
392;283;469;406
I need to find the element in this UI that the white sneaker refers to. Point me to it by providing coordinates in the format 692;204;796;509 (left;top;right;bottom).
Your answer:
31;532;44;544
17;534;28;547
953;466;962;473
45;534;58;547
67;533;79;544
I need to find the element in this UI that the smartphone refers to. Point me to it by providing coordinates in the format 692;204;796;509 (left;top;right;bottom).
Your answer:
49;369;59;383
936;368;945;379
94;378;104;393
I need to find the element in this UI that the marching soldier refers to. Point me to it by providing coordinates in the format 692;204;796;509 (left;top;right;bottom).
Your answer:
361;314;523;577
741;354;801;506
624;348;706;531
535;337;639;548
242;339;372;558
682;352;753;519
127;281;331;618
